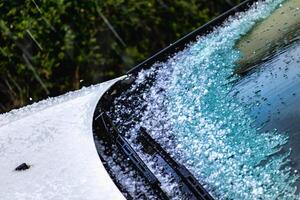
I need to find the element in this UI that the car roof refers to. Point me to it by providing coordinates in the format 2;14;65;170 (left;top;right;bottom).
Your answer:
0;77;126;200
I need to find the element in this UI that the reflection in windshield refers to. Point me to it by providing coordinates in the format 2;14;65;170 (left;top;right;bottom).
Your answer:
107;0;300;199
235;38;300;191
236;0;300;73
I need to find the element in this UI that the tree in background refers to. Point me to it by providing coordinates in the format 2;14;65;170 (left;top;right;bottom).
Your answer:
0;0;240;113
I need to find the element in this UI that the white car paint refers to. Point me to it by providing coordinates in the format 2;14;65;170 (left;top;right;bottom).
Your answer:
0;77;126;200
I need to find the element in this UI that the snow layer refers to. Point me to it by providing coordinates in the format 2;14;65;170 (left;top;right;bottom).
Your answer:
0;77;125;200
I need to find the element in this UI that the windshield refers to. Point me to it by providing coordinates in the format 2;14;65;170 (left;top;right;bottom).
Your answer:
101;0;300;199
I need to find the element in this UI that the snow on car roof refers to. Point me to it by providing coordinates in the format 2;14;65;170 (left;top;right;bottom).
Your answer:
0;77;125;200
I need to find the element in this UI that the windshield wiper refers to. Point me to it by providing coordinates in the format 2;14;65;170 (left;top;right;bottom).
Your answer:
138;127;214;200
96;111;214;200
97;111;169;200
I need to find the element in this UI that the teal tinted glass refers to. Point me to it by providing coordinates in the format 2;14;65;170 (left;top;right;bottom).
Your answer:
107;0;300;199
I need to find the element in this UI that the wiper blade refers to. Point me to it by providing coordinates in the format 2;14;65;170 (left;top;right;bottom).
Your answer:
138;127;214;200
97;112;169;200
96;111;214;200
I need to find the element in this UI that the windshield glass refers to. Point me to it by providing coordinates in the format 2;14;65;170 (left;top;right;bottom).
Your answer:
107;0;300;199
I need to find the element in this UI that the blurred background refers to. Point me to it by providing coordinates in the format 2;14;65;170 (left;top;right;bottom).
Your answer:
0;0;240;113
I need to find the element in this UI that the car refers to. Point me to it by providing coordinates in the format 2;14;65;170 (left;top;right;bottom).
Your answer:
0;77;126;200
1;0;300;199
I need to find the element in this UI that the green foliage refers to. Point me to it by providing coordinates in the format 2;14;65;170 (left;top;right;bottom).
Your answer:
0;0;240;112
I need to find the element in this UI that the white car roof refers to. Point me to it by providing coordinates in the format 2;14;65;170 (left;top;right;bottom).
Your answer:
0;77;126;200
